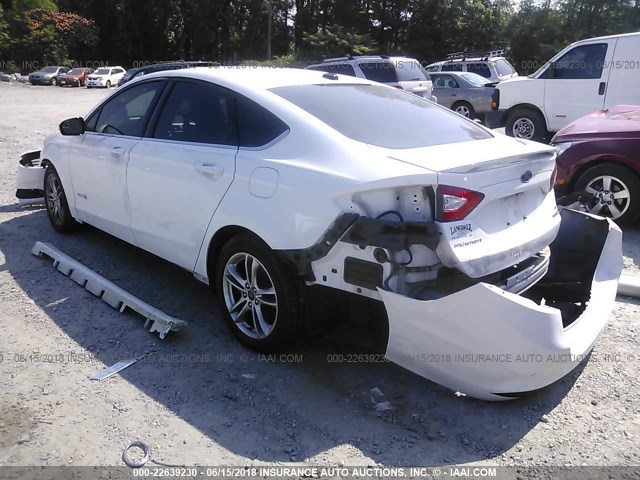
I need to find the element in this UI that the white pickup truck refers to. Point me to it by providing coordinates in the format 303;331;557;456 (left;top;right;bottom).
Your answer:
486;32;640;142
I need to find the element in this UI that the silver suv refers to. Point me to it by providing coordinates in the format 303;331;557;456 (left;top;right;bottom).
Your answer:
425;50;518;83
306;55;434;100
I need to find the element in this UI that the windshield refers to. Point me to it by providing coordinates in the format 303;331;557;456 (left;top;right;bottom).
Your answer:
271;84;492;149
461;72;490;86
68;68;85;75
95;68;110;75
41;67;59;73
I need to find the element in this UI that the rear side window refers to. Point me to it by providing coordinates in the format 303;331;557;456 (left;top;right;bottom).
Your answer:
236;95;289;148
271;84;491;149
466;62;491;78
494;59;516;76
95;81;164;136
395;60;429;81
308;63;357;77
154;81;237;146
442;63;463;72
358;62;399;83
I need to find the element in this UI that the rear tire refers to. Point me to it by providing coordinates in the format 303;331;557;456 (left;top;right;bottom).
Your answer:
452;101;476;120
44;166;79;233
505;108;548;143
214;234;306;352
574;163;640;226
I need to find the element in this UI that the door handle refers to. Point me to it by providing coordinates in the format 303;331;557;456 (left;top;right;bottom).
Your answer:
111;146;126;156
451;93;457;97
598;82;606;96
195;163;224;179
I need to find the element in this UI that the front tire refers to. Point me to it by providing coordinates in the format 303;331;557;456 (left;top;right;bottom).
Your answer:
215;234;305;351
452;101;476;120
44;166;79;233
505;108;548;142
574;163;640;226
106;80;111;88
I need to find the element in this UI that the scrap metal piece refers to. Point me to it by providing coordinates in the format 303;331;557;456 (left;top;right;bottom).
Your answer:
90;359;137;381
32;241;187;339
618;273;640;298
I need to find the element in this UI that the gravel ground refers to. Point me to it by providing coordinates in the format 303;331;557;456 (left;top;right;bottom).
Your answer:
0;81;639;470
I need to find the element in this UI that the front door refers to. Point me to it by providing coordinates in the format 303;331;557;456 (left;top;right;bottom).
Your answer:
543;40;616;132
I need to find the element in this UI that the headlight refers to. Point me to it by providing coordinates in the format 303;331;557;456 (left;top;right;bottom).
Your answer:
553;142;573;157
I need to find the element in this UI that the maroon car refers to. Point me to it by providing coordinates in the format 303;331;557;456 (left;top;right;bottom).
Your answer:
58;68;93;87
552;105;640;226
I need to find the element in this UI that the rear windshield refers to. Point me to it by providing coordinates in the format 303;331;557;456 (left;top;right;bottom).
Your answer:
495;59;516;76
358;62;398;83
395;60;429;81
270;84;492;149
461;72;490;86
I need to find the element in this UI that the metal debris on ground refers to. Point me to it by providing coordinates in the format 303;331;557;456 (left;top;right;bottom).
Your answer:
31;241;187;339
90;359;138;382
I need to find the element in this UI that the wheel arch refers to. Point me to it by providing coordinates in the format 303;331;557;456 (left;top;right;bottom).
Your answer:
567;157;640;192
506;103;549;131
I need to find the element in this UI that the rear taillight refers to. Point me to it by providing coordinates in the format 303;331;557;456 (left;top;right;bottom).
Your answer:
550;165;558;189
437;185;484;222
490;88;500;110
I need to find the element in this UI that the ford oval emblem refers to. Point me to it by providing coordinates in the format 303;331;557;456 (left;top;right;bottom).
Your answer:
521;171;533;183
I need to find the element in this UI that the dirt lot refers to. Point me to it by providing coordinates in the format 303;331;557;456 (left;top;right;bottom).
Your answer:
0;81;639;470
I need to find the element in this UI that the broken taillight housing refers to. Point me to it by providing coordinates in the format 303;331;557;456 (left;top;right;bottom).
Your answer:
437;185;485;222
550;165;558;189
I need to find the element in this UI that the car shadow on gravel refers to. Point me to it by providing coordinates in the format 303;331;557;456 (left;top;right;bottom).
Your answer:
0;206;583;466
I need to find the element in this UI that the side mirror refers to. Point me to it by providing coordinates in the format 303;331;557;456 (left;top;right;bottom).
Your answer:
59;117;85;136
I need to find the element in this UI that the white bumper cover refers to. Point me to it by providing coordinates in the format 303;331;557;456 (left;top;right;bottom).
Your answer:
381;209;623;401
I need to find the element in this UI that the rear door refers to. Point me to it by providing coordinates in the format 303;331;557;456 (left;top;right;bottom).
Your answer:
543;40;616;131
431;74;459;108
126;79;239;269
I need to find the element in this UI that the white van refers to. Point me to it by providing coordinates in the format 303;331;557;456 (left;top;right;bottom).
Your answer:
486;32;640;141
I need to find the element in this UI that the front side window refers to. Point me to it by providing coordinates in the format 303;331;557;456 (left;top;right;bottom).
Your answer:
94;81;164;136
544;43;607;80
271;84;491;149
358;61;399;83
153;81;237;146
466;62;491;78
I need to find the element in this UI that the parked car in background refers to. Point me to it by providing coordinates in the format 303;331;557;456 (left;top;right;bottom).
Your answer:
306;55;434;100
425;50;518;84
552;105;640;226
430;71;495;120
28;66;70;86
118;62;189;87
86;67;126;88
58;68;94;87
486;32;640;142
16;68;622;401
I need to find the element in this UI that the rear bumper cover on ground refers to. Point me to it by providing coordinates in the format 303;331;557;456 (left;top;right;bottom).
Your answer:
381;209;622;400
16;150;44;203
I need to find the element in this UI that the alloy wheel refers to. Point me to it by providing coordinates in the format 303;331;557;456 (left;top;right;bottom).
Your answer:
583;175;631;220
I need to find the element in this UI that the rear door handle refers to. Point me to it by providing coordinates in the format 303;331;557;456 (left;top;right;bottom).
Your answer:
195;163;224;179
598;82;606;95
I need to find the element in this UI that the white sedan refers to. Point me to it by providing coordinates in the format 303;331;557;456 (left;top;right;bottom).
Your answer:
17;68;622;400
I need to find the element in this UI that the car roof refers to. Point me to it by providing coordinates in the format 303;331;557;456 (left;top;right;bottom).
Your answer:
143;67;374;90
